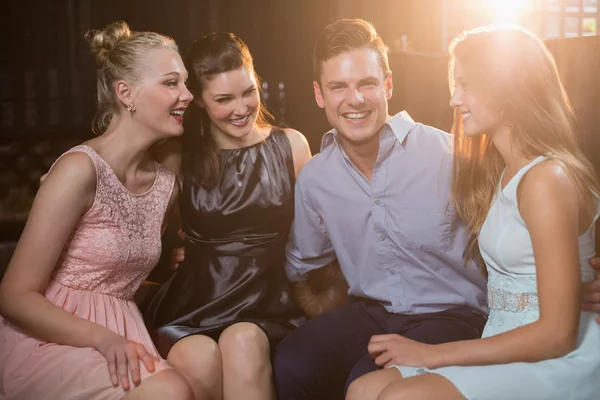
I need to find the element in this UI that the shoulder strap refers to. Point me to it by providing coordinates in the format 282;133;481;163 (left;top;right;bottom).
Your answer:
501;155;548;202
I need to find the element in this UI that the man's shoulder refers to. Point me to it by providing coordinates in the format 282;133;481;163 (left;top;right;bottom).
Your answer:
386;112;453;150
297;143;338;183
404;122;455;155
412;123;453;142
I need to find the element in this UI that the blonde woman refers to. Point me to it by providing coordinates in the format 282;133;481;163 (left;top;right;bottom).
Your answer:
0;21;201;399
348;26;600;400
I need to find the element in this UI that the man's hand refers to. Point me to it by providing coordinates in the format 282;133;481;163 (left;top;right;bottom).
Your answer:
583;257;600;323
368;334;438;369
291;260;349;318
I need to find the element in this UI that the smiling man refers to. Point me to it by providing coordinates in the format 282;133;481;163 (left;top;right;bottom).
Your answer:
272;18;600;400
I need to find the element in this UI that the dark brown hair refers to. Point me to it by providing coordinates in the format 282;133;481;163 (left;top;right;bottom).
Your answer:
313;18;390;83
182;32;273;188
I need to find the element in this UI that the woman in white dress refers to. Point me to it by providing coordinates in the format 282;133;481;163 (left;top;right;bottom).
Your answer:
346;25;600;400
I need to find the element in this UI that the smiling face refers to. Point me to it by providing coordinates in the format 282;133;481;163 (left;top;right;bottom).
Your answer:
132;47;193;138
449;59;503;138
314;47;392;146
196;65;261;143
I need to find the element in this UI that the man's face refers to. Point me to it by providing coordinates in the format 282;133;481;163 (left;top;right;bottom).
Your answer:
314;47;392;146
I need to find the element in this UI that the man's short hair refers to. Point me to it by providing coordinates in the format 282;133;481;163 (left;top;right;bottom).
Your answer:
313;18;391;83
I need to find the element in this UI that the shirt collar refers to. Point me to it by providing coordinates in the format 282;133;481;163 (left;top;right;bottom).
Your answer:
320;111;416;152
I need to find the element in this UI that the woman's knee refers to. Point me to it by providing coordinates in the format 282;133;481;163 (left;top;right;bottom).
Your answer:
218;322;271;376
219;322;270;359
127;369;194;400
346;369;402;400
346;376;374;400
378;374;465;400
167;335;222;377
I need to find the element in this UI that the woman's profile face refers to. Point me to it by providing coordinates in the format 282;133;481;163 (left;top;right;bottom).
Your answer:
131;47;193;138
449;59;503;138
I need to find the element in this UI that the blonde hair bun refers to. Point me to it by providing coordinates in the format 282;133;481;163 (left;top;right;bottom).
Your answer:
86;21;132;66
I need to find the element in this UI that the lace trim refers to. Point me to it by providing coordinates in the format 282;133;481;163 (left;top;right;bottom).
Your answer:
488;285;538;312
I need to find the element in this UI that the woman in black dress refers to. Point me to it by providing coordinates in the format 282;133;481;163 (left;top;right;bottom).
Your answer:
144;33;312;400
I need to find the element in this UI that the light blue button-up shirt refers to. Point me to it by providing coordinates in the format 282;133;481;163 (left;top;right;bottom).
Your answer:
285;111;488;315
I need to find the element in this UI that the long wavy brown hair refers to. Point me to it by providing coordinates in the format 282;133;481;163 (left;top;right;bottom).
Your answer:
182;33;273;189
449;26;599;266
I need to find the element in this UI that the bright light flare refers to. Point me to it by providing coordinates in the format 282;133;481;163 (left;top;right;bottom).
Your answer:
485;0;530;23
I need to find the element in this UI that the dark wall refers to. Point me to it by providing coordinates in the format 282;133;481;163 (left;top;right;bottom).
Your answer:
1;0;598;159
0;0;447;152
545;35;600;170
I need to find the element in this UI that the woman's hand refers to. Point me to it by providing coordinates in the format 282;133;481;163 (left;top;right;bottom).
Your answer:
583;257;600;322
170;229;185;270
368;334;438;369
93;331;158;390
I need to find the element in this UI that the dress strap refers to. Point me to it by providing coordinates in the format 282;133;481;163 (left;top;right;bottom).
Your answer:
47;145;104;176
500;155;548;203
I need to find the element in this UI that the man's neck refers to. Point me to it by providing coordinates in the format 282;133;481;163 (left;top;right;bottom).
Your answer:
339;133;380;182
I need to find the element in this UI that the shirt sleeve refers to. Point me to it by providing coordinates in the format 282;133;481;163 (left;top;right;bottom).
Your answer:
285;176;336;282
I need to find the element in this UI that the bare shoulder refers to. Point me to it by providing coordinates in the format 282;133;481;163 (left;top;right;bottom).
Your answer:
283;128;309;149
520;160;576;199
43;151;97;190
29;150;98;223
518;159;580;224
282;128;312;176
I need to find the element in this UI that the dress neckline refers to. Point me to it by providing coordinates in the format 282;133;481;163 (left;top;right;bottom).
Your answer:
219;128;276;153
79;145;159;197
499;155;547;194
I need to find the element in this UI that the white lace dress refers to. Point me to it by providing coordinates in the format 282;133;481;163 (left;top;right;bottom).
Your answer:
392;156;600;399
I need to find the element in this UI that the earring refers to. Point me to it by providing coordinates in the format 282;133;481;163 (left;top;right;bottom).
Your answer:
127;103;136;112
199;112;205;137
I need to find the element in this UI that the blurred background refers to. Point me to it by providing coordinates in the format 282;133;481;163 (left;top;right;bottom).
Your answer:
0;0;599;264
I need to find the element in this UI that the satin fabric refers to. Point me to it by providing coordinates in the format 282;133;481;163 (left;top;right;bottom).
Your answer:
145;129;305;357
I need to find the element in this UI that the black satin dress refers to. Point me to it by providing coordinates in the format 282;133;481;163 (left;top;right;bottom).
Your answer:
145;128;305;357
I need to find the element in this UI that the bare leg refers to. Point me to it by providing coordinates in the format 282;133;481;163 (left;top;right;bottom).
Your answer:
167;335;223;400
123;369;194;400
377;374;466;400
219;322;274;400
346;368;403;400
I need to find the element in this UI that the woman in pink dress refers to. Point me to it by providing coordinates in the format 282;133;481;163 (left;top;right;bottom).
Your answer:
0;21;207;399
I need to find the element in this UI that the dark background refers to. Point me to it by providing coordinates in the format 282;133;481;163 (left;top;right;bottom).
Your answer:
1;0;598;149
0;0;460;150
0;0;598;214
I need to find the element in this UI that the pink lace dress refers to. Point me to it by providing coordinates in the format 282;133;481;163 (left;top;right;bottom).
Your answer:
0;145;175;400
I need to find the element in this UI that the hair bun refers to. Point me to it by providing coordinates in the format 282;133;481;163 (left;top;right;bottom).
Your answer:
86;21;132;66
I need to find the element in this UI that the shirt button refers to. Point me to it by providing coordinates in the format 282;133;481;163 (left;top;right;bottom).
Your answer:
379;235;385;241
389;269;396;275
375;199;381;205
